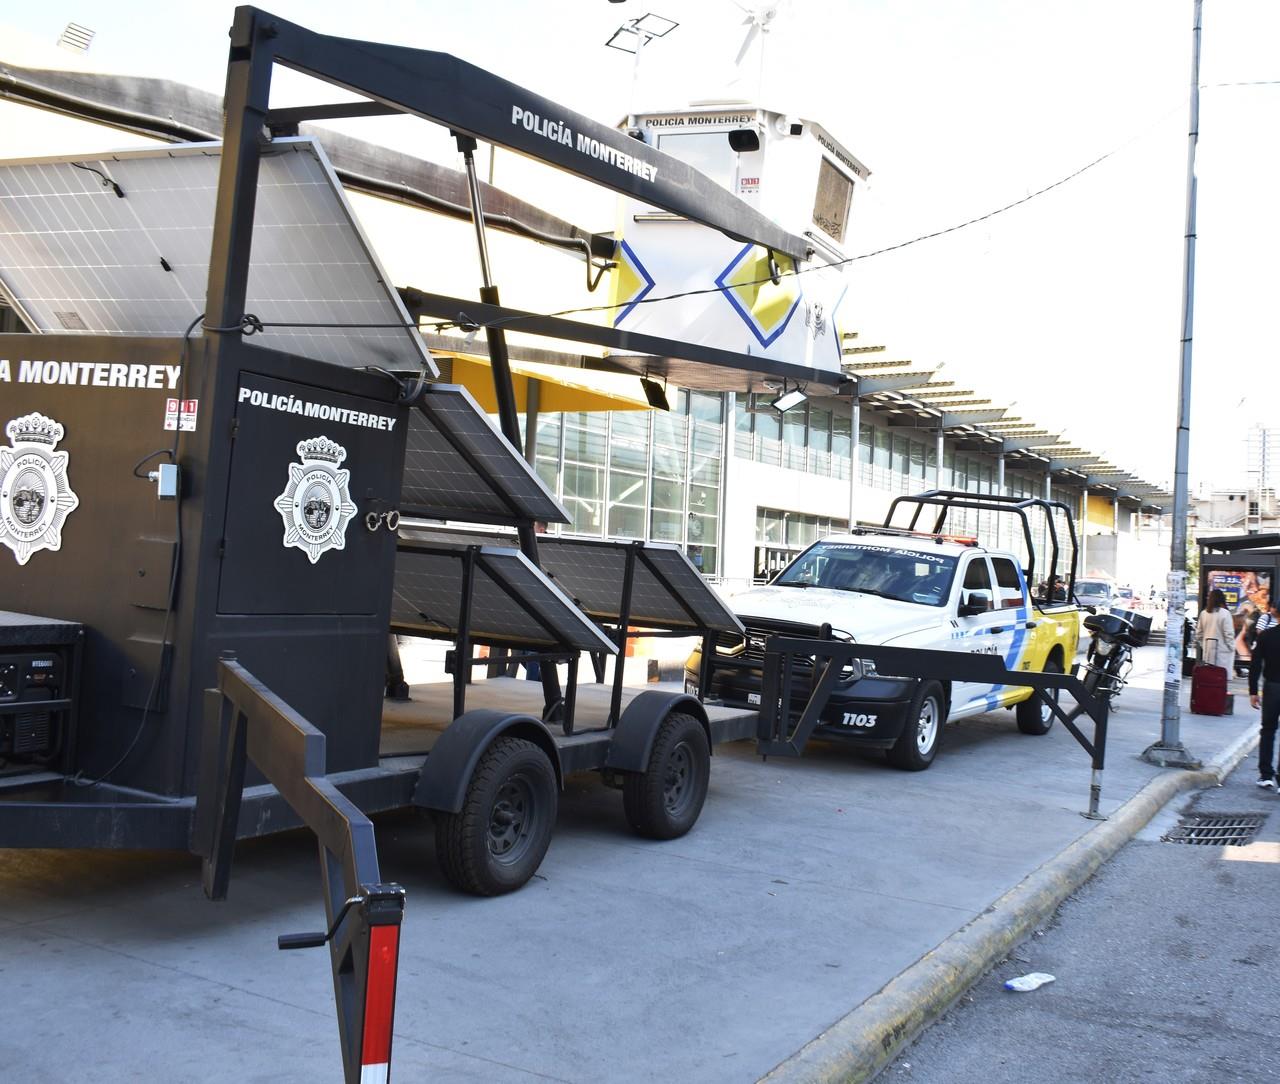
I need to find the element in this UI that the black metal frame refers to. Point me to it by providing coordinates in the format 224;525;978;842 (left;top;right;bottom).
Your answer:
885;489;1080;603
194;657;405;1084
758;638;1110;818
397;289;843;395
570;541;723;728
390;540;605;730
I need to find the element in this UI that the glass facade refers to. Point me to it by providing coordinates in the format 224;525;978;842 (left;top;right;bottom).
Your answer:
755;507;849;582
524;387;1088;585
526;394;724;577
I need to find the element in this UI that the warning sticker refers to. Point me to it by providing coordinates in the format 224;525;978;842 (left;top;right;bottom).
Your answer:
164;398;198;432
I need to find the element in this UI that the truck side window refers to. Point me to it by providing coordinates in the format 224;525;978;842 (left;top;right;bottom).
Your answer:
991;558;1024;610
960;558;993;612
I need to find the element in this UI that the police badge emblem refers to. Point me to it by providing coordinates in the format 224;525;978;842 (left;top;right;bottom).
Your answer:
273;436;358;564
0;413;80;566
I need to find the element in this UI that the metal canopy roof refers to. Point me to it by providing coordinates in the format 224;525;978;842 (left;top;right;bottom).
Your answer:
836;342;1170;509
0;138;435;374
391;541;616;652
400;383;569;526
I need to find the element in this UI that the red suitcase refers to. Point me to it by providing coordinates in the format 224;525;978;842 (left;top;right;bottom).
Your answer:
1190;663;1229;715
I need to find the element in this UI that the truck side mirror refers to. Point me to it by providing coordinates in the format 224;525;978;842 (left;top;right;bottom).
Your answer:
958;589;992;617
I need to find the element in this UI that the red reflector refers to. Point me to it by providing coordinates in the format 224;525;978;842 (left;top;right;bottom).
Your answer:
361;924;400;1077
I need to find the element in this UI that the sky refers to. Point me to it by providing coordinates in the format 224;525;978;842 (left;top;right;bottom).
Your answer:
2;0;1278;494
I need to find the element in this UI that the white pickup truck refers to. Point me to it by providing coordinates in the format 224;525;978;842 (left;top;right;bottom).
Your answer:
685;529;1081;770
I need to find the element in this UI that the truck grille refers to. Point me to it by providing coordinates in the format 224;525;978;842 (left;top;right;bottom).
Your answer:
734;620;822;664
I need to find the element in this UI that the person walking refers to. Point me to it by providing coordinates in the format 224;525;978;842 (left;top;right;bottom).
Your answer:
1195;588;1235;669
1249;600;1280;790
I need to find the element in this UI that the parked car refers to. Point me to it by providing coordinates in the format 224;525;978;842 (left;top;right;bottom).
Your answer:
1075;579;1115;611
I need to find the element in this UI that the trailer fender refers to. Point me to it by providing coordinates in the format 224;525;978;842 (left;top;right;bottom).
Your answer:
605;691;710;774
412;710;564;814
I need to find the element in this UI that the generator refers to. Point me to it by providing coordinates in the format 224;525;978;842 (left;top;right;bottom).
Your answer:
0;612;82;768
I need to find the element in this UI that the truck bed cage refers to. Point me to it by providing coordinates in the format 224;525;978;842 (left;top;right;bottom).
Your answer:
885;490;1079;603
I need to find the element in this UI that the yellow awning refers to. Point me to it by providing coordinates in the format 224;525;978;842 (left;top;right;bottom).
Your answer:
443;353;657;414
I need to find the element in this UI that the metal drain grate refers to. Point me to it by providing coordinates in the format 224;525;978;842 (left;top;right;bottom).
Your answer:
1163;813;1266;846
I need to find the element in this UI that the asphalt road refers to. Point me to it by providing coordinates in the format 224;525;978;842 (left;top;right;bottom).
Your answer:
883;757;1280;1084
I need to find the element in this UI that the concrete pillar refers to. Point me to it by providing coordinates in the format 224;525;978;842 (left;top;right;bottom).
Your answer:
935;426;945;491
1081;485;1089;576
995;450;1006;549
848;394;861;526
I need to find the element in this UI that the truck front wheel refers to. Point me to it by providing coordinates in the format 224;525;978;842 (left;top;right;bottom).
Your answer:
886;682;945;771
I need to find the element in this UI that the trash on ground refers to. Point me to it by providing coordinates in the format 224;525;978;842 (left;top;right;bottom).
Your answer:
1004;972;1056;992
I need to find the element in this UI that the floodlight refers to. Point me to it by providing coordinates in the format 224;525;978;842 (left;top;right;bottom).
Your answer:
606;13;678;53
635;14;678;35
606;26;642;53
641;377;671;410
771;387;807;413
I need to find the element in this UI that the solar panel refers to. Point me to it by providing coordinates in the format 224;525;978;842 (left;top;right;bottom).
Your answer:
400;384;569;525
537;538;743;634
392;541;615;653
393;526;740;634
0;138;435;374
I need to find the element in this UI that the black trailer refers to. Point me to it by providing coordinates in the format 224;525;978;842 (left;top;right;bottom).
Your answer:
0;3;799;875
0;8;821;1079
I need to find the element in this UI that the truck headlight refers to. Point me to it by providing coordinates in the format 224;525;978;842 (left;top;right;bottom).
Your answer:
839;658;865;683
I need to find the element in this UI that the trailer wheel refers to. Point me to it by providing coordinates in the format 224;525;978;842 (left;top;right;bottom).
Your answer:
886;681;944;771
622;712;710;840
435;736;557;896
1017;655;1062;735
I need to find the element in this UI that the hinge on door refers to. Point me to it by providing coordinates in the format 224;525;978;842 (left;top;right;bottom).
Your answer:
217;539;226;558
229;417;240;439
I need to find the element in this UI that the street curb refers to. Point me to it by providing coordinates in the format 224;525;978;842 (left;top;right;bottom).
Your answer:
758;722;1261;1084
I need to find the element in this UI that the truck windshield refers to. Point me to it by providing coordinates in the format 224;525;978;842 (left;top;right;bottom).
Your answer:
774;541;959;607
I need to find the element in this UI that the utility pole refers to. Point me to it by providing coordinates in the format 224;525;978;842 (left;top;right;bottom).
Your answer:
1145;0;1203;769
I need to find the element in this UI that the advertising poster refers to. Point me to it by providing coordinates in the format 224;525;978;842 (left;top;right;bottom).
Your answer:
1208;569;1272;662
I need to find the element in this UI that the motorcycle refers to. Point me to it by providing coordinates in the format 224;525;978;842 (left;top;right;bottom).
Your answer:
1079;610;1144;709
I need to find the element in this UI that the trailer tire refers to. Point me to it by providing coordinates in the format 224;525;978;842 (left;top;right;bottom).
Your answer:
1017;655;1062;736
886;681;944;771
435;736;557;896
622;712;710;840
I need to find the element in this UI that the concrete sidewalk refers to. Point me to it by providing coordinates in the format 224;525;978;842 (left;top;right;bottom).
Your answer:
0;646;1257;1082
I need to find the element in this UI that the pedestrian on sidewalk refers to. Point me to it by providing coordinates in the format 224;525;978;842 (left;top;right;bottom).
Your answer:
1196;588;1235;669
1248;600;1280;790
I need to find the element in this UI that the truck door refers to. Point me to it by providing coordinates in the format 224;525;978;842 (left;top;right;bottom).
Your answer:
989;556;1031;703
952;555;1013;712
